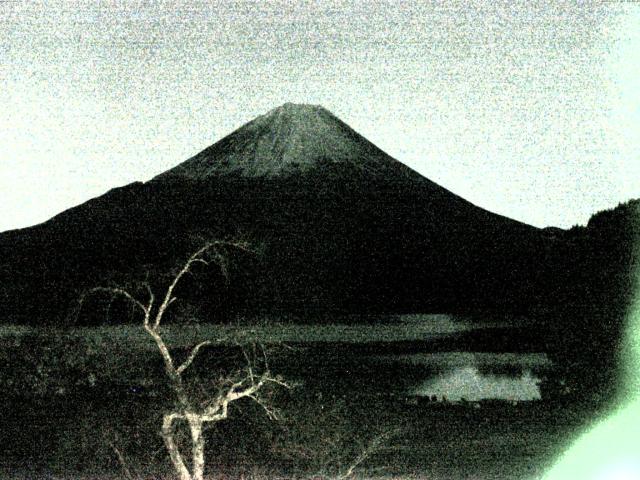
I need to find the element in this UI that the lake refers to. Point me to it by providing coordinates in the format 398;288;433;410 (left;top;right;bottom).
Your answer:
0;314;549;402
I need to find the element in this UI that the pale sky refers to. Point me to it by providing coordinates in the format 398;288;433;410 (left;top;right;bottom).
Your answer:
1;0;639;232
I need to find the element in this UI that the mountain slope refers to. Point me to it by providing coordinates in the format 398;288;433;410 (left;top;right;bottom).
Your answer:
0;104;550;325
157;103;409;179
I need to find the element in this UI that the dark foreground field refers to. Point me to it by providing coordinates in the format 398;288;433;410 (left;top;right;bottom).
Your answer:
0;324;604;479
0;393;596;480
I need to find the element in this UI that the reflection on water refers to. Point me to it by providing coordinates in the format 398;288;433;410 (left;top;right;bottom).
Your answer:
412;366;542;401
373;352;552;401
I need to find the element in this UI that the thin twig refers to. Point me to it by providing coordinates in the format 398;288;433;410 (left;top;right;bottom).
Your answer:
106;437;136;480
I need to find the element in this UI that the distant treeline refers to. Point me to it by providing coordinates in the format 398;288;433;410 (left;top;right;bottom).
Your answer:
537;199;640;403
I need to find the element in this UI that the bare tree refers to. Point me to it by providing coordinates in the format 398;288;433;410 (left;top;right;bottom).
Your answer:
271;396;398;480
334;430;395;480
84;241;288;480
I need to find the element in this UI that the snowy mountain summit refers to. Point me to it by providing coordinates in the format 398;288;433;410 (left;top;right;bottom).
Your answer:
158;103;401;179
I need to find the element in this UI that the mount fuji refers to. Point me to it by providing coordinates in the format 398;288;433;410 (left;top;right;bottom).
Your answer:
0;104;552;325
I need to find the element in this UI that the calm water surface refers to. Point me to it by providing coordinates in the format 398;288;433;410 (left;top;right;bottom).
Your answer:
372;352;553;401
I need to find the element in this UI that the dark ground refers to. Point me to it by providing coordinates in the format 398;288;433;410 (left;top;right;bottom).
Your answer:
0;392;597;480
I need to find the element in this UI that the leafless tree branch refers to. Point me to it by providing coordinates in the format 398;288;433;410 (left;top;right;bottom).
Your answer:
84;286;149;316
104;430;137;480
336;429;396;480
153;240;250;329
176;340;213;375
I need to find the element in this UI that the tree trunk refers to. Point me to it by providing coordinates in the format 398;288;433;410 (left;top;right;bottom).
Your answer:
189;415;206;480
162;413;192;480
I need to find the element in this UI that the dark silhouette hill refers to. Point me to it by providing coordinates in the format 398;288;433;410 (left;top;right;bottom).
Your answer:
0;104;632;330
536;199;640;403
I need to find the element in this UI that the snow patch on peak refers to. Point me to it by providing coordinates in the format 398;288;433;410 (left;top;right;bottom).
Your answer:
156;103;400;179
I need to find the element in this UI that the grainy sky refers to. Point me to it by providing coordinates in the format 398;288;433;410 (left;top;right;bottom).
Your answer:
1;0;639;232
